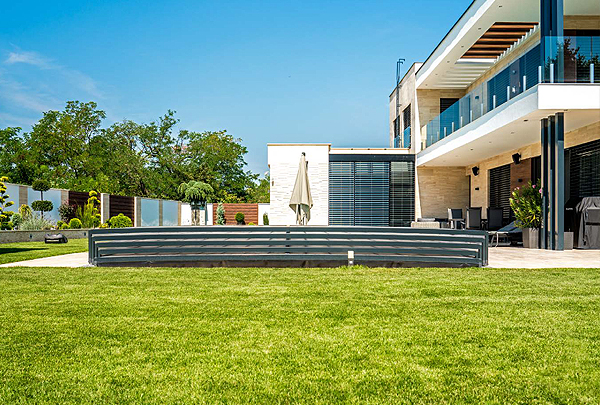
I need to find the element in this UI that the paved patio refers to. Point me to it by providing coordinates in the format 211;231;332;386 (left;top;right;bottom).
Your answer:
1;248;598;268
488;247;600;268
0;252;90;268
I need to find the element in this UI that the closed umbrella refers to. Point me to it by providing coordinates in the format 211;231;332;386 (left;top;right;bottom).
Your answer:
289;153;313;225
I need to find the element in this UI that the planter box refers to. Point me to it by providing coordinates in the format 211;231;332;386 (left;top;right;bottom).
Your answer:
0;229;90;244
522;228;540;249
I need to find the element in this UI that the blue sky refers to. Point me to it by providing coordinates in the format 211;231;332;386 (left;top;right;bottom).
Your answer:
0;0;471;175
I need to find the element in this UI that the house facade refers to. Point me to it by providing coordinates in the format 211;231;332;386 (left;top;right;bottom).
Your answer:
269;0;599;251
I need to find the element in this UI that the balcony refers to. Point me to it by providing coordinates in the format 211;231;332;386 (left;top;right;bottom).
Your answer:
393;127;412;149
424;36;600;149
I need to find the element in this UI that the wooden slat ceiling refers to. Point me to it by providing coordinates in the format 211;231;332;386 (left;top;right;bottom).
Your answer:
462;22;538;59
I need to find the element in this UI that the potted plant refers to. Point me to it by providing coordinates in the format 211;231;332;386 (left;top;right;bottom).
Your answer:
509;181;542;248
178;181;214;225
235;212;245;225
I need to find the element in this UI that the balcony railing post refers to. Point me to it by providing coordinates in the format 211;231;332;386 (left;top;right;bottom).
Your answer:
591;64;595;84
523;75;527;90
507;86;511;100
451;122;455;133
538;66;543;83
469;109;473;122
550;63;554;83
480;103;484;116
493;95;496;109
460;116;463;128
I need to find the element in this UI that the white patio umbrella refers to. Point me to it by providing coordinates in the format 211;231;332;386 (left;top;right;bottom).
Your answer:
289;153;313;225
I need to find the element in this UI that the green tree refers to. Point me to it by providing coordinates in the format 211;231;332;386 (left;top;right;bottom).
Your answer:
32;179;52;219
0;176;15;229
26;101;106;189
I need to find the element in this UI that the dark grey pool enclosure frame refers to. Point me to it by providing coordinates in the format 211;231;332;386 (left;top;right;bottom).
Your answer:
89;226;488;268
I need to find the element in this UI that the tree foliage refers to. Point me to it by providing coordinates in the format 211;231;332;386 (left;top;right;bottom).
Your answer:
0;101;268;203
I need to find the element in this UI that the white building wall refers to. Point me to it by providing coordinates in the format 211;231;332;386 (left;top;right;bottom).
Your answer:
258;203;270;225
268;144;330;226
180;203;192;225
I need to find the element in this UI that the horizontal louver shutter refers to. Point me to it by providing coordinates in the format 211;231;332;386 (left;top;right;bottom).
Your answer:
390;161;415;227
355;162;389;226
329;162;355;225
569;139;600;199
489;164;512;220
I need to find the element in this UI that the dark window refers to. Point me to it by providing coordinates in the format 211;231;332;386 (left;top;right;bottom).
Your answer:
489;164;511;220
403;105;411;130
440;98;458;113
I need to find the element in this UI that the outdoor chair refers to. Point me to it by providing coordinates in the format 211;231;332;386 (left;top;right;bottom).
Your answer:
447;208;464;229
486;207;504;231
465;207;482;230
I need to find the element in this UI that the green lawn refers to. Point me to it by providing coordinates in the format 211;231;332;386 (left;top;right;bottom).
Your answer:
1;266;599;404
0;239;88;264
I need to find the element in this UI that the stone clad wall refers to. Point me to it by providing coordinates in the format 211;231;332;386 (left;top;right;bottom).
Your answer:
416;166;470;219
268;144;330;226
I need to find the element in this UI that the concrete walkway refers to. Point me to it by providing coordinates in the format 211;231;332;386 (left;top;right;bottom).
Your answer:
0;252;89;268
488;247;600;268
1;248;597;269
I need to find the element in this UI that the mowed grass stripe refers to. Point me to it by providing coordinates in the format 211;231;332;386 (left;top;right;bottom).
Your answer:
0;267;599;404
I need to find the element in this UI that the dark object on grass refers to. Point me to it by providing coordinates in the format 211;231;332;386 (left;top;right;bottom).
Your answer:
45;233;68;244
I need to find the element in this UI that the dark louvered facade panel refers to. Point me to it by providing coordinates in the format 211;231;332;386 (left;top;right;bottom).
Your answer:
329;155;415;227
329;162;354;225
489;164;511;220
568;139;600;200
109;195;135;220
355;162;389;226
390;161;415;227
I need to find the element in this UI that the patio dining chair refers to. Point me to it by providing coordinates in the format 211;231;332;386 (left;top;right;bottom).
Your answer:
447;208;464;229
465;207;482;230
487;207;504;231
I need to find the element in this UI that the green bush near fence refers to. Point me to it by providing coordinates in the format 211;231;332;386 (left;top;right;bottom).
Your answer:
68;218;82;229
108;213;133;228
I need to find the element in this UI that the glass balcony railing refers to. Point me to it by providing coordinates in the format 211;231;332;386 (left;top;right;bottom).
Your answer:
424;36;600;149
402;127;411;149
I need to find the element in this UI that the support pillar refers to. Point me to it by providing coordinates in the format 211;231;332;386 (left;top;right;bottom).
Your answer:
540;113;565;250
540;118;549;249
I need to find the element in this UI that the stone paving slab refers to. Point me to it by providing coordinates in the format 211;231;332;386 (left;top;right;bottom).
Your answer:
488;247;600;268
0;252;89;268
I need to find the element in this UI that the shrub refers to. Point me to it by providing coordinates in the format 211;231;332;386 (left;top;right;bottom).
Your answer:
60;223;69;230
248;222;256;226
76;191;100;228
509;180;542;229
216;203;225;225
57;220;64;228
263;213;269;225
32;179;51;192
32;200;54;214
235;212;245;224
108;213;133;228
69;218;82;229
0;176;15;229
20;214;54;231
11;212;23;230
19;204;32;220
58;202;76;222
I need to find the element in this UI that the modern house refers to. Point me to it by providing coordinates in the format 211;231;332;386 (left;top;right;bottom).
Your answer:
268;0;599;251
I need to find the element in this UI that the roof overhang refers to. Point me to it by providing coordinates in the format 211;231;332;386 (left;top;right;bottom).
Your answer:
415;0;600;90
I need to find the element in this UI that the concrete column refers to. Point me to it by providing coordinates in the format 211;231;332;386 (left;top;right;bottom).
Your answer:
178;202;182;225
134;197;142;227
158;200;163;226
19;185;28;209
100;193;110;223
